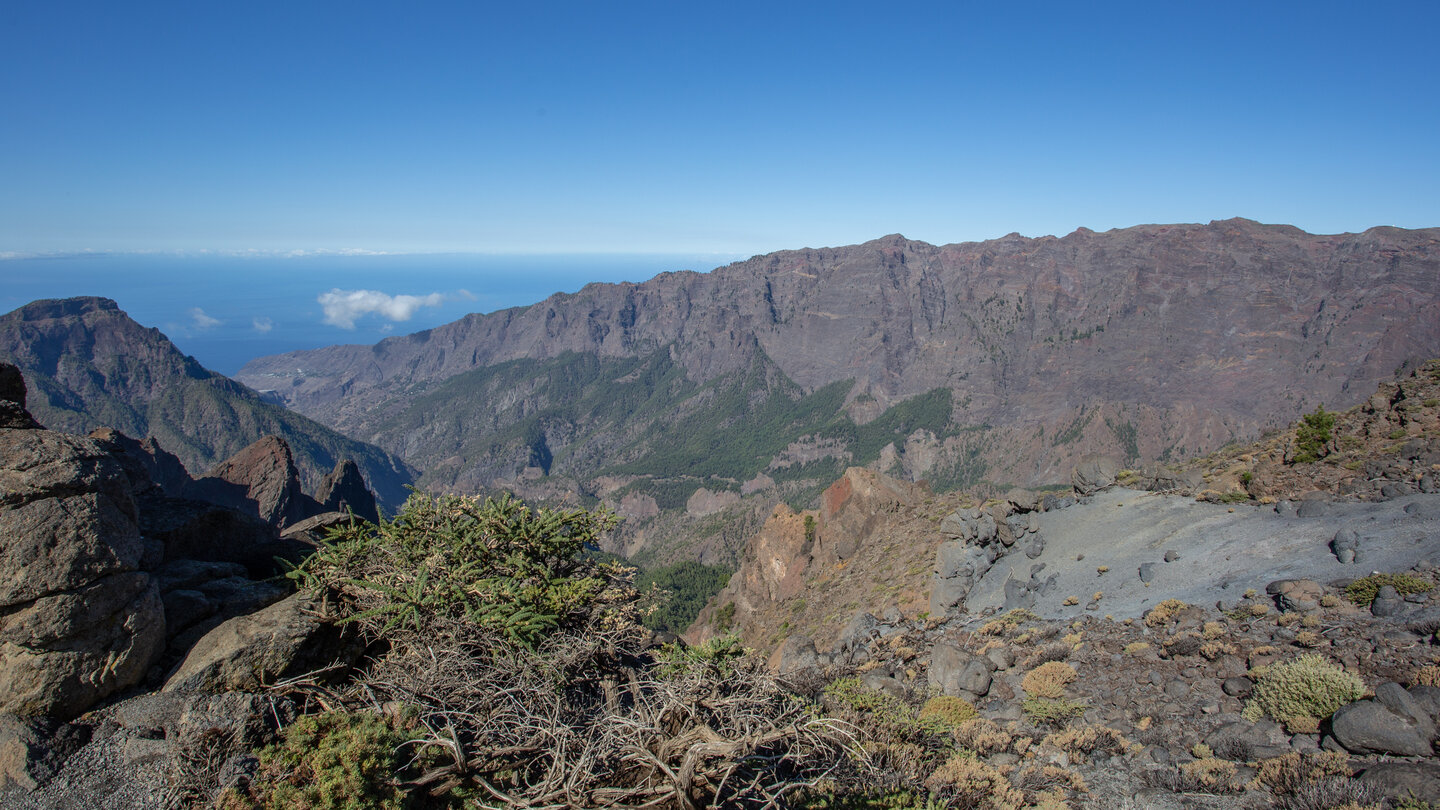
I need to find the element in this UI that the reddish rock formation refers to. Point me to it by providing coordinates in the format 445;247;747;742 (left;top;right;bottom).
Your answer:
185;436;315;529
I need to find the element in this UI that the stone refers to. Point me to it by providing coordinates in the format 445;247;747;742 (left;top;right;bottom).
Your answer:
835;612;878;655
860;672;907;699
1071;455;1121;496
928;643;994;697
1330;696;1436;757
1221;677;1253;697
1330;528;1360;564
1138;562;1158;584
0;427;165;719
1266;579;1323;612
1357;761;1440;804
1373;681;1436;740
776;634;819;674
0;714;90;790
163;593;361;694
1371;585;1405;618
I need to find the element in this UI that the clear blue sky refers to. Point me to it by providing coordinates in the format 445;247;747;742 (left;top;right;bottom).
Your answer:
2;0;1437;258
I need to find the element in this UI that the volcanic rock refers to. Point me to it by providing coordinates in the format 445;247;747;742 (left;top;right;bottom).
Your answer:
313;458;379;524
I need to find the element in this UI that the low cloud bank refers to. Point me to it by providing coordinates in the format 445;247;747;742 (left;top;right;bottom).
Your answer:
318;289;448;329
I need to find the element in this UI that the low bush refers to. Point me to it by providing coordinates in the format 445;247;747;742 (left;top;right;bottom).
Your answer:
1242;654;1365;726
1343;572;1433;606
226;710;419;810
924;754;1025;809
1022;662;1077;699
919;695;978;730
1144;599;1190;627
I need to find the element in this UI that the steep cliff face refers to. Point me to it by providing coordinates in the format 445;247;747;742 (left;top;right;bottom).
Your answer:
0;298;415;510
237;221;1440;496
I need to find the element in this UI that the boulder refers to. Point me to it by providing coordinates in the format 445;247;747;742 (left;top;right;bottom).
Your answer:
313;459;380;524
928;642;994;698
0;425;165;719
775;634;819;674
1370;585;1405;618
1071;455;1121;496
163;592;360;694
1357;761;1440;804
1330;528;1360;564
1265;579;1323;612
1330;688;1436;757
0;713;91;791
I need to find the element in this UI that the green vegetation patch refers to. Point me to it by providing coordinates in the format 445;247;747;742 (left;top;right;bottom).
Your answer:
289;491;619;647
1344;572;1433;606
636;560;732;634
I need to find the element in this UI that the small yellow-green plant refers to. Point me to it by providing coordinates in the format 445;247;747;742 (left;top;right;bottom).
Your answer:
1022;662;1077;699
919;695;978;731
1242;654;1365;725
1144;599;1190;627
1344;573;1433;606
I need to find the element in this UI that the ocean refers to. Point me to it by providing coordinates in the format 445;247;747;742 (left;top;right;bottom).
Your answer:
0;252;740;375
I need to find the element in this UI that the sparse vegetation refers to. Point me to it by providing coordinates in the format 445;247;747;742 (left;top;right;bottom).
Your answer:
1343;572;1433;606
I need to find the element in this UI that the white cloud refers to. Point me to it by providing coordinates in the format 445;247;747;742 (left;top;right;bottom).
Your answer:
190;307;222;329
252;316;274;333
317;289;448;329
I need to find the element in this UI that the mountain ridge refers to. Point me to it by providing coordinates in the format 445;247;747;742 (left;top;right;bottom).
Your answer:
236;220;1440;500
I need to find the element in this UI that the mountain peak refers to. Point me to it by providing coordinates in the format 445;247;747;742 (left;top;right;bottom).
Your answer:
14;297;120;321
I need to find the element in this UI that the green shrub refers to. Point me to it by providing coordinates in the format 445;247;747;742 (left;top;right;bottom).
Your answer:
1022;696;1089;724
1291;406;1334;464
1344;572;1433;606
1242;654;1364;725
233;711;415;809
715;601;737;631
918;695;978;731
289;491;620;648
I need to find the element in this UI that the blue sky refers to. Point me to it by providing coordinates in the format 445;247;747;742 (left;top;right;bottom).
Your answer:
4;0;1437;259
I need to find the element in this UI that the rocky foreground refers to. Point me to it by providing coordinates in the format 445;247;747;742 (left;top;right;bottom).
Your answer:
0;359;1438;807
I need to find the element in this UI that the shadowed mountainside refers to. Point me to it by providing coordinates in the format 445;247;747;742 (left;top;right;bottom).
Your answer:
0;298;415;510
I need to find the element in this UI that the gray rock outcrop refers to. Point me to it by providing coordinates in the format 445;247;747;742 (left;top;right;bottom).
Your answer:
1330;682;1438;757
1071;455;1122;496
163;592;360;694
0;373;165;719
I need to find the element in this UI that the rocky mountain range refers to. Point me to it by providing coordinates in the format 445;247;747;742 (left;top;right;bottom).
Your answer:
235;219;1440;564
0;297;415;510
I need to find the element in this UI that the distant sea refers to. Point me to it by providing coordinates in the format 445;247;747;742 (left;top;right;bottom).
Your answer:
0;252;741;375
